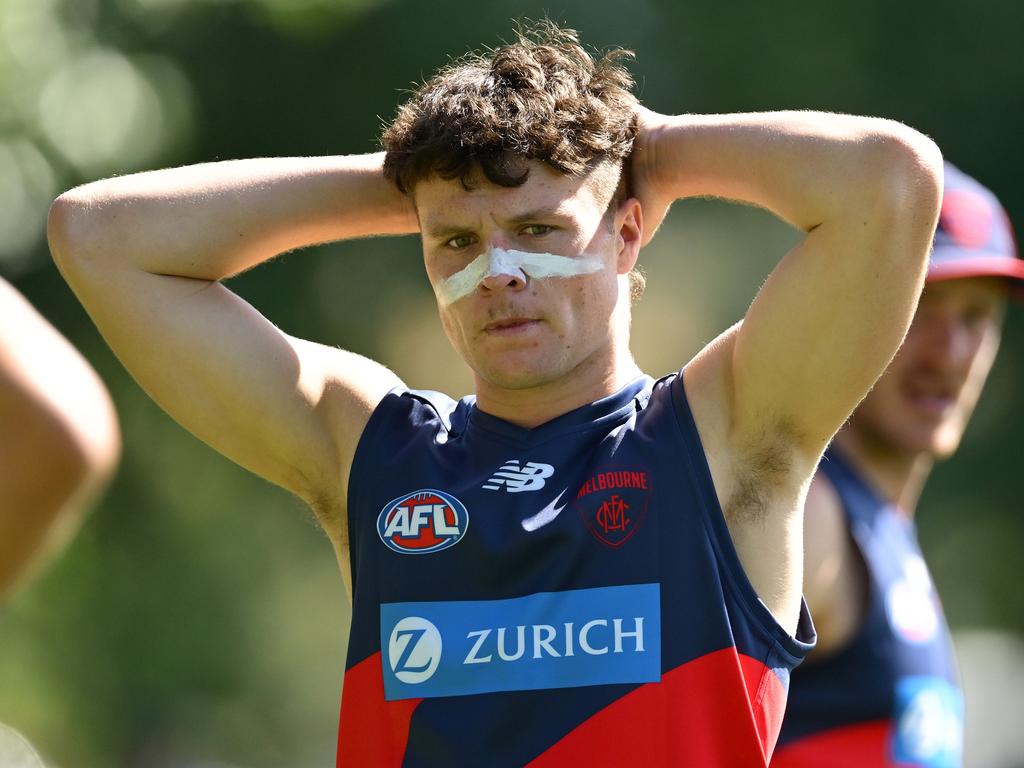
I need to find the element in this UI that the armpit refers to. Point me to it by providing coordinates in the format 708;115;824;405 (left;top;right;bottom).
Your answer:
724;420;805;523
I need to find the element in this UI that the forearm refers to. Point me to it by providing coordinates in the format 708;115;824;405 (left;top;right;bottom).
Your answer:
48;153;418;281
637;110;942;232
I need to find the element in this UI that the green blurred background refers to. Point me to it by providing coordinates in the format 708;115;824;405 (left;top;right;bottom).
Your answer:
1;0;1022;765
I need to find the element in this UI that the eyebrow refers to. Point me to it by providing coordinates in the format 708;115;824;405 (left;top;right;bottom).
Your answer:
423;209;574;240
505;208;573;226
423;223;474;240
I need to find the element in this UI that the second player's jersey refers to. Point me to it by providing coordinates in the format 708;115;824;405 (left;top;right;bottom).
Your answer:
773;448;963;768
337;372;814;767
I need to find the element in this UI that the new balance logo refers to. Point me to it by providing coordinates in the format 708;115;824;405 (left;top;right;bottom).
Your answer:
482;460;555;492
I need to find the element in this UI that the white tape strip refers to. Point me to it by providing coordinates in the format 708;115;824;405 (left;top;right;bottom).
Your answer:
436;248;604;305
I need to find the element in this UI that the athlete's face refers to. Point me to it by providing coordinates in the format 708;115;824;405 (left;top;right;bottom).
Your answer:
849;277;1007;459
413;161;641;390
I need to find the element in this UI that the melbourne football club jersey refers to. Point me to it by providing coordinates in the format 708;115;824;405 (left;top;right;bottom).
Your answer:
338;373;815;767
773;448;963;768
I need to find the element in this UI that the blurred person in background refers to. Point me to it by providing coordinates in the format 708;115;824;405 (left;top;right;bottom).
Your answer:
772;163;1022;768
0;276;120;599
46;21;943;767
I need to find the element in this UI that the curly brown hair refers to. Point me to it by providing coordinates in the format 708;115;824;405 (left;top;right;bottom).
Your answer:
381;20;639;198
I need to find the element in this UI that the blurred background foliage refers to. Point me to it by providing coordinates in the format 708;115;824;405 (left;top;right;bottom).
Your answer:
0;0;1022;765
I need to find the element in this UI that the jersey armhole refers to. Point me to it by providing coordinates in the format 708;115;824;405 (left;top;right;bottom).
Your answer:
346;384;408;587
665;370;816;664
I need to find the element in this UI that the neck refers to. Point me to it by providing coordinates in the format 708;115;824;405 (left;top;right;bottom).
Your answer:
832;428;934;516
474;342;642;429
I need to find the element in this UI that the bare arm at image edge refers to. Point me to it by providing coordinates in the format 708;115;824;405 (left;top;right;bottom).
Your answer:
0;277;120;598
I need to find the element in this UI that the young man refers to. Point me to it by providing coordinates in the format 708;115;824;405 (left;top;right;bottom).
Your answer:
47;24;942;767
0;276;120;599
772;165;1020;768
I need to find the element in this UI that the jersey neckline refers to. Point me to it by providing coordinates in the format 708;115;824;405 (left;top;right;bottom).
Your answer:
465;375;654;447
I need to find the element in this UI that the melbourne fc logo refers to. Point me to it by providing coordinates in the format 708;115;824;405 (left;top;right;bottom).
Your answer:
577;468;650;547
377;489;469;554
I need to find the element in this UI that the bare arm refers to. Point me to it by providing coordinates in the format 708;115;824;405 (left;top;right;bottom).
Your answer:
631;110;942;630
47;153;418;549
0;277;120;598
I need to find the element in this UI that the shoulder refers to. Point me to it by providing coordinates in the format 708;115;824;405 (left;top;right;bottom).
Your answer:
331;379;463;503
292;342;405;523
351;383;463;438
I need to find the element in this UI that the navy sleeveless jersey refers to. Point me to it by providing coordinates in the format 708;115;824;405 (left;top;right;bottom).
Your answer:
338;373;815;767
773;448;962;768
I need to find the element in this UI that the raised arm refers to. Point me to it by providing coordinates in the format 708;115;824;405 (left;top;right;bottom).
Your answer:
47;154;418;547
630;110;942;629
636;110;942;451
0;277;120;598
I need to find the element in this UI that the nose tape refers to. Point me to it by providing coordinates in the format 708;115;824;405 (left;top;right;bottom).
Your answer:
435;247;604;305
480;248;529;284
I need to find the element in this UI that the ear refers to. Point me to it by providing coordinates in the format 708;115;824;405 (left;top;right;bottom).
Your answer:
613;197;643;275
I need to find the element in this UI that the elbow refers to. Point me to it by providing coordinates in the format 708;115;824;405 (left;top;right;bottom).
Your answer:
8;390;121;529
52;386;122;501
47;188;106;275
869;123;944;226
57;420;121;529
82;389;122;489
97;400;122;483
894;128;943;212
47;192;77;269
851;124;944;262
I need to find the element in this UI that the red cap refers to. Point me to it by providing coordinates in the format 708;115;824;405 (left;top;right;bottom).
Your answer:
928;163;1022;291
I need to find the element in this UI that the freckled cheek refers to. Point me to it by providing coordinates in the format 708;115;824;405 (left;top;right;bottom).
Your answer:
558;282;596;348
577;274;616;314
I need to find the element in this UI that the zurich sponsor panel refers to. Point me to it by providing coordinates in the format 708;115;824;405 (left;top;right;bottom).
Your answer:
381;583;661;701
891;676;963;768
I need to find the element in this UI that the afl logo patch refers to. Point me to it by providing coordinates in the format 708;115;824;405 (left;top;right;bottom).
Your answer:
377;489;469;554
